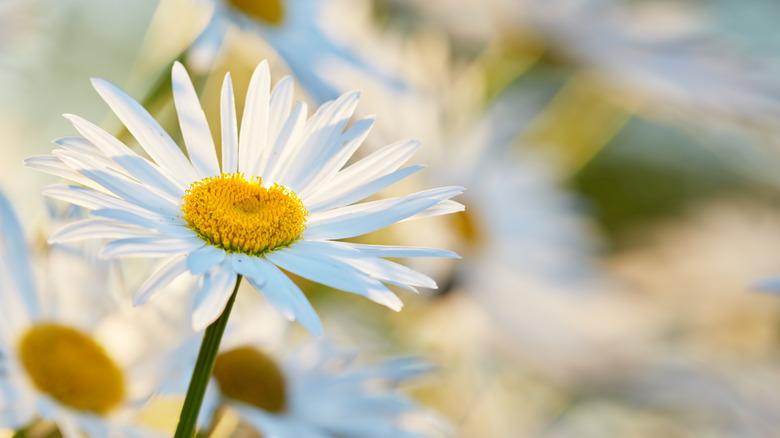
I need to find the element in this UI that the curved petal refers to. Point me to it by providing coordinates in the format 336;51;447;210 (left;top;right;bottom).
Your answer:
90;77;198;186
220;73;239;174
192;262;237;330
238;61;270;175
266;248;402;311
172;61;220;178
135;254;189;305
186;244;227;275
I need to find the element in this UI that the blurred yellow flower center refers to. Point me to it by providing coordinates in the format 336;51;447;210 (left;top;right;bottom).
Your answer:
213;347;287;413
17;323;125;414
182;174;307;255
228;0;286;26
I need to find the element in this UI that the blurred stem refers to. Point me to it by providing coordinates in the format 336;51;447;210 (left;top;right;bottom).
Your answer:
174;275;243;438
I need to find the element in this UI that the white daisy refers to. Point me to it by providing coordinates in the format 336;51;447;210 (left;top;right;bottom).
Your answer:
27;60;463;334
187;301;447;438
0;192;185;438
187;0;405;102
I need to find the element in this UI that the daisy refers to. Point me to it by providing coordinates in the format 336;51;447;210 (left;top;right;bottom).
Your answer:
186;0;405;102
27;60;463;335
187;300;448;438
0;191;186;438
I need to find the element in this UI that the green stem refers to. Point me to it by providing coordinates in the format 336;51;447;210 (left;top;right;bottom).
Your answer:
174;275;242;438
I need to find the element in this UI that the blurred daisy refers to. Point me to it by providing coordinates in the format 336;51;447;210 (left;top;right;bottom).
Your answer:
28;60;462;333
187;0;404;102
390;0;780;133
189;301;446;438
0;192;183;437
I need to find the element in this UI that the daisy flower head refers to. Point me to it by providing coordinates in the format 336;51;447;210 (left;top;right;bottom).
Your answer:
187;302;447;438
0;192;184;437
28;60;463;334
188;0;405;102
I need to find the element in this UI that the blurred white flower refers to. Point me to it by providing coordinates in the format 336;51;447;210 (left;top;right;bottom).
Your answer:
0;192;187;437
389;0;780;133
187;0;406;102
189;299;449;438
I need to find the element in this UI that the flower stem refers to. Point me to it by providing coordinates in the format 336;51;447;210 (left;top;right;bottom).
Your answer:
174;275;243;438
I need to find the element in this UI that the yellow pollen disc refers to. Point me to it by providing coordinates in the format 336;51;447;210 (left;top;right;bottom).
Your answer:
182;174;307;256
228;0;286;26
18;323;125;414
213;347;287;413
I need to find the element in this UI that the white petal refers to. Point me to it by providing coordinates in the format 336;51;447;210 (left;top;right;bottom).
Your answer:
309;139;419;200
335;242;460;259
262;101;308;184
43;184;123;210
172;61;220;178
49;218;148;243
63;114;184;198
305;186;465;240
267;248;403;311
101;236;201;258
230;254;292;318
92;208;191;237
238;61;270;175
24;155;106;192
402;199;465;222
306;165;423;213
338;257;437;290
135;255;189;305
0;193;37;328
256;259;323;336
192;263;237;330
291;241;436;290
186;244;227;275
297;116;374;199
282;91;361;192
79;168;179;216
90;77;198;186
267;76;294;146
220;73;239;174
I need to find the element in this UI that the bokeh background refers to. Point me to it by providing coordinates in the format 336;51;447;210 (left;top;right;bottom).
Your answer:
3;0;780;436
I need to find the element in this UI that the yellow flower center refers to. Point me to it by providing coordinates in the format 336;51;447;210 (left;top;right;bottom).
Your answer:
213;347;287;413
182;174;307;256
227;0;286;26
18;323;125;414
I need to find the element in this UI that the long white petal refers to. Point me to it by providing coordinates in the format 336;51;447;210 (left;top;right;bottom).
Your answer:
297;116;374;199
78;169;179;216
238;61;270;175
266;248;403;311
49;218;149;243
334;242;460;259
100;237;201;258
192;263;237;330
305;165;423;213
310;139;420;200
186;244;227;275
90;77;198;186
282;91;361;192
172;61;220;178
24;155;105;192
135;255;188;305
62;115;184;198
262;101;308;184
253;257;323;336
220;73;239;174
0;193;38;325
92;208;191;237
305;186;464;240
402;199;465;221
